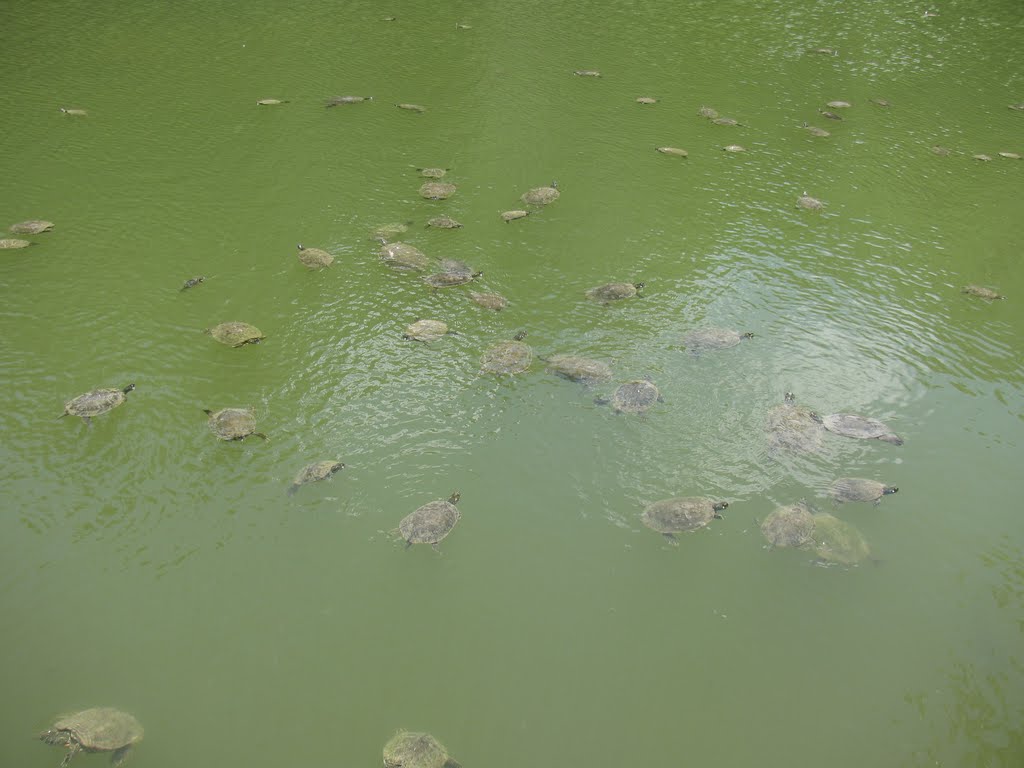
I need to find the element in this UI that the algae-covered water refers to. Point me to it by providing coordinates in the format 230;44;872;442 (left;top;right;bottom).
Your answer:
2;1;1023;766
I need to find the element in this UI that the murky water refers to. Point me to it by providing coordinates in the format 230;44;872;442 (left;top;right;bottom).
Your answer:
2;1;1023;766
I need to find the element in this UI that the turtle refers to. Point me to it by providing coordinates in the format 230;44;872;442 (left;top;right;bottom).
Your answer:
39;707;143;768
641;497;728;542
373;221;412;241
296;244;334;268
480;331;532;374
808;513;871;566
379;241;429;271
469;291;508;310
204;321;265;347
423;260;481;288
383;730;461;768
60;384;135;426
396;103;427;112
826;100;852;108
796;193;824;211
426;215;463;229
682;328;754;353
381;15;397;21
766;393;826;455
398;492;462;549
656;147;688;157
585;281;644;303
931;145;952;156
973;154;993;162
403;319;452;343
0;238;33;249
596;378;663;414
287;460;345;496
818;413;903;445
962;285;1005;300
829;477;898;504
203;407;267;441
256;98;288;105
712;117;740;126
521;182;560;206
501;210;530;222
455;22;472;29
809;47;838;55
9;220;54;235
543;354;612;385
1009;103;1024;111
636;96;659;104
59;107;88;116
417;167;449;178
326;95;372;107
437;258;475;277
573;69;602;77
870;98;892;107
999;152;1022;160
760;502;816;549
802;122;831;137
723;144;746;153
180;276;205;291
698;105;719;119
819;109;843;121
419;181;456;200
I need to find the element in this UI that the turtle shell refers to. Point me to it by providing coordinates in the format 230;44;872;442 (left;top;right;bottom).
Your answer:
204;408;265;441
573;70;601;77
802;124;831;137
521;184;560;205
766;394;825;454
326;95;372;106
296;244;334;268
820;413;903;444
399;493;461;545
373;222;411;241
420;181;456;200
9;220;54;235
501;210;530;222
288;461;345;496
427;215;462;229
797;194;824;210
383;731;459;768
62;385;135;421
379;242;429;271
404;319;450;343
962;285;1005;300
0;238;33;249
698;106;719;119
423;271;479;288
809;513;871;566
760;502;816;548
469;291;508;311
723;144;746;153
396;103;427;112
544;355;612;384
48;708;143;752
481;336;532;374
682;328;753;352
607;379;661;413
642;497;727;536
636;97;658;104
585;282;643;303
656;146;688;157
205;322;265;347
826;100;852;108
829;478;898;504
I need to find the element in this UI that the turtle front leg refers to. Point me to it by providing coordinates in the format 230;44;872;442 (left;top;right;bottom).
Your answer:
59;742;82;768
81;415;93;427
110;744;133;766
662;533;679;546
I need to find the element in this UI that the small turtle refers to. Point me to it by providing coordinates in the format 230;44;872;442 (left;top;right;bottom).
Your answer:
0;238;33;249
521;181;560;206
419;181;456;200
39;707;143;768
723;144;746;153
180;276;206;291
596;378;663;414
573;69;602;77
296;244;334;268
379;241;429;271
383;730;461;768
455;22;472;29
204;321;265;347
636;96;659;104
427;215;463;229
931;145;952;156
826;100;852;108
60;107;88;116
802;122;831;137
809;513;871;566
818;412;903;445
469;291;508;310
962;284;1005;300
698;105;719;119
682;328;754;353
870;98;891;107
9;219;54;235
203;407;267;441
398;492;462;549
481;331;532;374
417;167;449;178
760;501;816;549
585;281;644;303
396;103;427;112
256;98;288;105
797;193;824;211
372;221;412;241
809;47;838;55
656;146;688;157
60;384;135;426
381;15;397;21
641;497;728;542
543;354;612;385
287;460;345;496
712;117;740;126
1009;103;1024;111
829;477;898;504
819;110;843;121
403;319;452;343
501;209;530;222
973;154;993;162
767;393;825;455
999;152;1022;160
326;95;372;107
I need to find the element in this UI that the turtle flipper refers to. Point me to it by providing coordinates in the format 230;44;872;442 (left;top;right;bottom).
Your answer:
82;415;93;427
60;743;81;768
252;432;269;441
109;744;132;766
443;759;462;768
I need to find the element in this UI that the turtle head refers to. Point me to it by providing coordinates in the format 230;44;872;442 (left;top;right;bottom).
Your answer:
513;330;528;341
880;433;904;446
123;383;136;394
713;501;729;513
634;282;645;290
742;332;755;339
448;491;461;504
202;408;214;416
809;411;823;423
551;180;559;188
784;392;796;403
332;462;347;473
883;486;899;495
297;244;306;251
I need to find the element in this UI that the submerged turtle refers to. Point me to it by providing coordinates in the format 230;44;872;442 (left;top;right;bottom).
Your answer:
797;193;824;211
287;461;345;496
423;259;480;287
712;117;740;126
417;167;449;178
521;182;560;206
296;244;334;268
802;122;831;137
396;103;427;113
962;285;1005;300
596;378;663;414
326;95;372;106
419;181;456;200
480;331;532;374
426;215;463;229
403;319;452;343
205;321;265;347
656;146;688;157
180;276;205;291
723;144;746;153
829;477;898;504
573;69;602;77
818;413;903;445
543;354;612;385
636;96;659;104
766;393;825;454
469;291;508;310
826;100;852;108
256;98;288;105
203;407;267;441
819;109;843;121
373;221;412;241
973;154;993;162
60;108;88;116
0;238;32;249
39;707;143;768
931;145;952;156
641;497;728;542
999;152;1022;160
760;501;816;549
585;281;644;303
9;219;54;235
500;209;530;222
60;384;135;426
398;492;462;549
870;98;892;107
682;328;754;353
379;241;429;271
809;513;871;566
698;105;719;119
383;730;461;768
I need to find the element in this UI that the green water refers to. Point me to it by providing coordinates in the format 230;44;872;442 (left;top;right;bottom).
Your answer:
2;1;1023;766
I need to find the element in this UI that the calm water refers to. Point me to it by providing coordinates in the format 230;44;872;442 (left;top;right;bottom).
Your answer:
2;1;1023;766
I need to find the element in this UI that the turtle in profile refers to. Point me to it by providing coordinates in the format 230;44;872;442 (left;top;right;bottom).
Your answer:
469;291;508;310
636;96;658;104
39;707;143;767
818;412;903;445
256;98;288;105
596;378;663;414
326;95;372;107
373;221;412;242
826;100;852;108
698;105;719;119
180;276;205;291
501;209;529;222
203;407;267;441
521;181;560;206
396;103;427;112
682;328;754;354
766;393;825;454
585;281;644;303
419;181;456;200
427;215;463;229
829;478;898;505
819;109;843;121
379;241;429;271
403;319;452;343
287;461;345;496
60;384;135;426
417;167;449;178
962;285;1005;300
296;244;334;268
723;144;746;153
204;321;265;347
481;331;532;374
543;354;612;385
712;117;740;126
383;730;461;768
760;501;816;549
641;497;728;542
398;492;462;550
0;238;32;249
809;513;871;566
9;219;54;235
656;146;688;157
573;69;601;77
60;107;88;116
802;122;831;137
797;193;824;211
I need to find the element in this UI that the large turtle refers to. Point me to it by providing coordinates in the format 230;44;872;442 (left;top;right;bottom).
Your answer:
698;105;719;119
766;393;825;454
383;730;461;768
60;384;135;426
641;497;728;542
596;378;662;414
39;707;143;767
420;181;456;200
398;492;462;549
521;182;560;206
296;244;334;269
480;331;532;374
826;100;852;109
682;328;754;353
0;238;33;249
426;215;462;229
379;241;429;272
288;461;345;496
760;501;816;549
818;413;903;445
809;513;871;566
60;107;88;116
203;408;267;441
326;95;372;106
543;354;612;385
962;285;1005;300
469;291;508;311
205;321;265;347
829;478;898;505
373;222;412;241
636;96;659;104
585;281;644;304
403;319;452;343
9;219;54;235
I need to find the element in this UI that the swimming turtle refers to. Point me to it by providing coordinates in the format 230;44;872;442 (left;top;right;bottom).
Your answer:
818;413;903;445
501;210;530;222
427;215;463;229
373;221;412;241
723;144;746;153
256;98;288;105
698;105;719;119
870;98;891;107
826;100;852;108
656;146;688;157
585;281;644;303
766;393;825;454
423;259;480;287
60;384;135;426
682;328;754;353
469;291;508;310
9;220;54;235
326;95;372;107
636;96;658;104
203;407;267;441
543;354;612;385
417;167;449;178
419;181;456;200
287;461;345;496
296;244;334;268
521;182;560;206
999;152;1022;160
379;241;429;271
797;193;824;211
383;730;461;768
712;117;740;126
802;123;831;137
973;154;993;162
59;108;88;116
39;707;143;768
809;513;871;566
403;319;452;343
596;378;663;414
480;331;532;374
0;238;32;249
809;47;838;55
204;321;265;347
398;492;462;549
760;501;816;549
829;478;898;504
641;497;728;542
180;276;205;291
396;103;427;113
962;285;1005;300
1009;103;1024;111
931;145;952;156
819;110;843;121
573;69;601;77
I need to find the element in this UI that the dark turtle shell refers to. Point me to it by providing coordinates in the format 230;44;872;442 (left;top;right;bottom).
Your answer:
203;408;267;441
41;707;143;761
600;379;662;414
288;461;345;496
61;384;135;424
399;492;462;546
9;219;54;235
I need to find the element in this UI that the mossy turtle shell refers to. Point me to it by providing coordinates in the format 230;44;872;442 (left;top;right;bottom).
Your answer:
46;707;143;753
204;407;265;441
296;244;334;268
809;513;871;565
521;184;560;205
404;319;450;343
760;502;816;548
399;493;462;545
205;322;265;347
608;379;661;413
828;478;898;503
544;355;612;384
820;413;902;444
288;461;345;495
481;335;532;374
642;497;727;534
682;328;753;352
383;730;460;768
62;385;135;422
379;242;429;271
9;219;54;234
